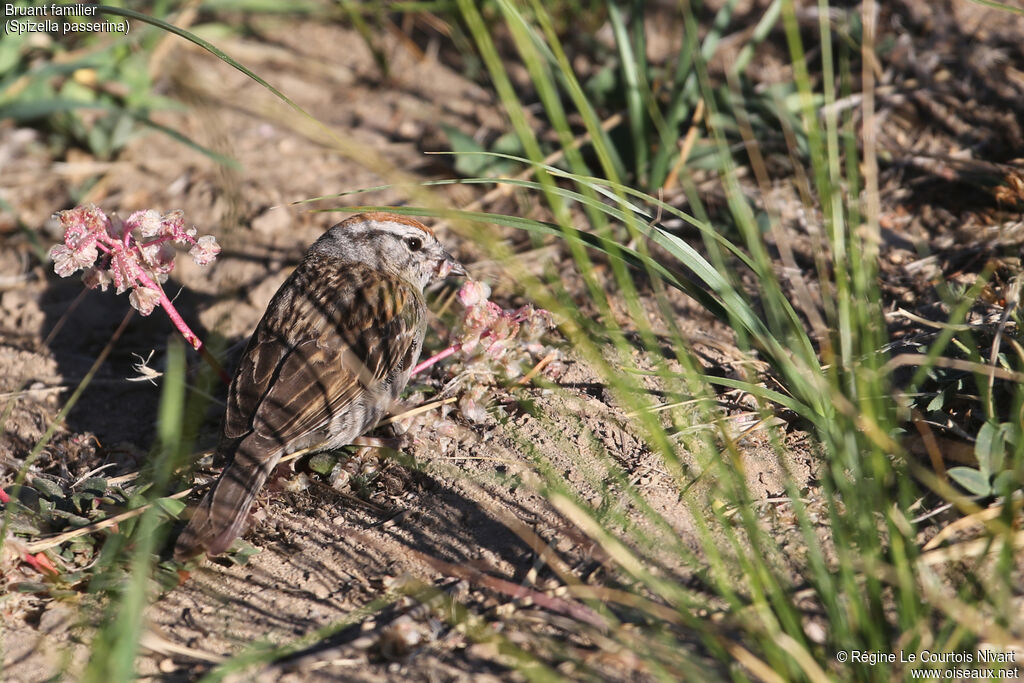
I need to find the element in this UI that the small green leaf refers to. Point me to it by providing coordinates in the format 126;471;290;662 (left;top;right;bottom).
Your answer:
991;470;1019;497
9;514;42;536
13;582;50;594
308;452;338;476
226;540;260;566
79;478;109;495
6;485;40;509
974;421;1006;477
32;478;65;500
72;492;97;513
153;497;186;518
440;124;491;176
947;467;992;497
56;510;93;527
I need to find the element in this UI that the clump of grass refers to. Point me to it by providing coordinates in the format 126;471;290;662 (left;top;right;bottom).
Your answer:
378;0;1024;679
1;337;212;681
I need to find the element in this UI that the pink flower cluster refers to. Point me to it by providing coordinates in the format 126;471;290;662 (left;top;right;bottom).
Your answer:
49;204;220;316
455;280;554;362
448;280;560;423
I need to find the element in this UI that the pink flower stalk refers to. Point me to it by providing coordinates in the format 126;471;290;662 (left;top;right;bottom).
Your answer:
411;279;557;381
48;204;229;384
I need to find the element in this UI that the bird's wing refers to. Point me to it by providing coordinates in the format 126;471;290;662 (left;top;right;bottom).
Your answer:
174;262;423;559
226;261;423;448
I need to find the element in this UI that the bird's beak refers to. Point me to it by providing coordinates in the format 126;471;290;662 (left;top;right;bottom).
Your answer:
437;253;468;278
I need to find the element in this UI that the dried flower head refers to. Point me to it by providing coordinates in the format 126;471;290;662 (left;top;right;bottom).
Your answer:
452;280;556;372
189;235;221;266
48;204;220;317
47;203;230;386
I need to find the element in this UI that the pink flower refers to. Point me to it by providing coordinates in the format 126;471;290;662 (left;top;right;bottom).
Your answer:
484;337;514;359
108;251;139;294
82;267;113;291
58;204;110;240
138;240;177;276
489;315;520;342
126;209;163;238
48;204;227;381
459;300;503;352
62;221;89;250
443;279;558;381
49;244;81;277
160;210;193;244
457;280;491;307
51;206;119;276
458;385;490;423
51;205;219;308
189;235;220;266
128;286;161;316
519;306;554;342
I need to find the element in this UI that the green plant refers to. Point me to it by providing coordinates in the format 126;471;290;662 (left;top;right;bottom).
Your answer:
393;0;1024;679
0;1;233;164
948;421;1021;497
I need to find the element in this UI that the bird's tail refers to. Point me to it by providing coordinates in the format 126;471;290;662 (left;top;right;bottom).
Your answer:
174;443;281;560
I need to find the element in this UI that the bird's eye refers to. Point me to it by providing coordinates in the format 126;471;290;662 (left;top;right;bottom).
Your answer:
406;236;423;251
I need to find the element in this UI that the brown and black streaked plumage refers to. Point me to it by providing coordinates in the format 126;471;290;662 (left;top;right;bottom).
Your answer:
175;213;464;559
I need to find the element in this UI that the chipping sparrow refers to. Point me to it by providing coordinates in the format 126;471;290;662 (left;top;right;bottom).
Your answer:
174;212;466;559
